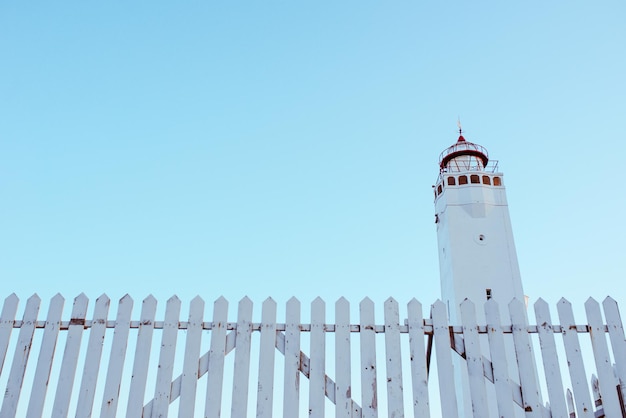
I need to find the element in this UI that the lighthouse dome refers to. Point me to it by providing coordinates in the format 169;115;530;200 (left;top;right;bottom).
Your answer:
439;134;489;172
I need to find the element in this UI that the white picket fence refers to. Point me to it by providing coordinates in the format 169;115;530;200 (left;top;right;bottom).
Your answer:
0;294;625;418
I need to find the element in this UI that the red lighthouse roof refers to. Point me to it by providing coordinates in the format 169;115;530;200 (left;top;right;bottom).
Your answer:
438;133;489;170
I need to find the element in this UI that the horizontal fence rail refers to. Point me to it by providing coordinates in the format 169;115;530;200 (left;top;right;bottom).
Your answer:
0;294;624;417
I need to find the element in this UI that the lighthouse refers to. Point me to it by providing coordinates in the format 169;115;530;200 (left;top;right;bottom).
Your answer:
434;125;528;417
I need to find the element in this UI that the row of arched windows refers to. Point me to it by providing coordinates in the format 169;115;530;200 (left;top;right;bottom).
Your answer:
435;175;502;198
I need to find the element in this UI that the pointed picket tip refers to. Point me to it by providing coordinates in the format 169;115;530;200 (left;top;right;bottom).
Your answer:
286;296;300;307
508;297;526;309
336;297;349;309
585;297;599;308
312;296;324;304
167;295;181;304
534;298;549;309
239;296;253;305
214;295;228;305
360;296;374;306
190;295;205;307
385;296;398;304
75;292;87;299
336;296;348;304
432;299;446;309
408;297;419;305
119;294;133;303
143;294;157;304
603;296;618;305
558;297;571;306
27;293;42;304
96;293;110;304
51;293;65;303
460;298;475;309
3;293;19;307
263;296;275;304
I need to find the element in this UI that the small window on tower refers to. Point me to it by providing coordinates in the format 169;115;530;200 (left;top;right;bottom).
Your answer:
482;175;491;185
437;184;443;195
447;177;456;186
459;175;468;185
493;177;502;186
486;289;492;300
470;175;480;184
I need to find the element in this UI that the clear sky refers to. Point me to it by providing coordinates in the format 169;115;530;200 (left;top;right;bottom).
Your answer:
1;1;625;316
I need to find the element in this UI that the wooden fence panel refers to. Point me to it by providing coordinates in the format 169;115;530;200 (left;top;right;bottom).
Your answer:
432;300;459;418
75;294;111;418
25;293;64;418
0;294;41;418
602;296;626;404
205;296;228;418
509;298;542;417
359;297;377;418
534;298;567;418
407;298;429;418
230;297;253;418
179;296;205;418
585;297;621;417
484;299;516;418
384;297;404;418
460;299;489;418
0;294;19;378
309;297;326;418
150;295;181;418
283;297;301;418
556;298;594;418
335;298;351;418
256;297;277;418
100;294;134;418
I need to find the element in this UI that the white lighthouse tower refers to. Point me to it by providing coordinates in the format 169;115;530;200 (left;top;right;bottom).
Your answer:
434;125;527;417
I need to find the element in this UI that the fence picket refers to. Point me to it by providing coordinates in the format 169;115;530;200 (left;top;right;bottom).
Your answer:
126;295;157;418
309;297;326;418
460;299;489;418
407;298;429;418
432;300;458;418
100;294;134;418
283;297;301;418
509;298;542;417
257;298;277;418
585;298;621;417
75;294;111;418
335;298;351;418
484;299;516;417
52;293;89;418
205;296;228;418
556;298;594;418
602;296;626;404
231;297;253;418
0;295;41;418
179;296;205;418
534;298;568;417
150;295;181;418
359;298;378;418
384;297;404;418
26;294;64;418
0;294;19;378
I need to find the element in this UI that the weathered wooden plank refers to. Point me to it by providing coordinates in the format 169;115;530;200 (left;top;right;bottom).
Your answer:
231;297;253;418
585;297;621;417
52;293;89;417
100;294;134;418
75;294;111;418
179;296;205;418
0;294;19;378
283;297;301;418
256;297;277;418
150;295;181;418
205;296;228;418
556;298;594;418
509;298;542;417
335;297;351;418
534;298;568;418
359;297;378;418
384;297;404;418
0;294;41;418
484;299;516;417
460;299;489;418
407;298;429;418
602;296;626;404
566;389;575;418
26;293;64;418
309;297;326;418
432;300;458;418
126;295;157;418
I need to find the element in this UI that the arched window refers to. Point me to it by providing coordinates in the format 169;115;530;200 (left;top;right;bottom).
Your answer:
447;177;456;186
437;184;443;195
459;175;468;185
482;175;491;185
493;177;502;186
470;175;480;184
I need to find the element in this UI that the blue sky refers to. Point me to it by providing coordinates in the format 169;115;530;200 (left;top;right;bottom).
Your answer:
1;1;625;315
